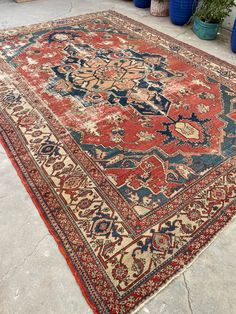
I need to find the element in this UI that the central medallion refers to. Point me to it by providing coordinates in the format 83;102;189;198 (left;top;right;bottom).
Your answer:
48;44;174;116
68;58;146;91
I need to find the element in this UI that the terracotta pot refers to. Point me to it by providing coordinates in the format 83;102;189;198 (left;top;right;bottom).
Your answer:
150;0;169;17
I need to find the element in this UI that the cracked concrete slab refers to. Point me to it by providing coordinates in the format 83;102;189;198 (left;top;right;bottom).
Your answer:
0;234;49;284
183;220;236;314
183;274;193;314
0;234;93;314
0;1;236;314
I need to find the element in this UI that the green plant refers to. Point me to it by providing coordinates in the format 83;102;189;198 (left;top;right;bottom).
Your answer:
195;0;236;24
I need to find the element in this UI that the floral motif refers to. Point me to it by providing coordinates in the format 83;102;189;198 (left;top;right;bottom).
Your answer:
187;209;202;222
49;45;173;116
112;263;129;282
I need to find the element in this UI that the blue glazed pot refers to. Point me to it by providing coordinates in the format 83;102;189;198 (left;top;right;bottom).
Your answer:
193;16;220;40
134;0;151;8
170;0;197;25
231;20;236;53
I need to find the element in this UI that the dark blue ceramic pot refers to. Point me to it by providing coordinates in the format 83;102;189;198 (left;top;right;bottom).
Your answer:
170;0;197;25
231;19;236;53
134;0;151;9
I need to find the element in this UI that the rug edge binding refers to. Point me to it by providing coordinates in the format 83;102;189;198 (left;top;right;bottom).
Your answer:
1;126;236;314
0;10;236;313
0;133;101;314
131;207;236;313
0;9;235;73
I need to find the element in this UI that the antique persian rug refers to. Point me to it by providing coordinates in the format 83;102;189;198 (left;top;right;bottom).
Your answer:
0;11;236;314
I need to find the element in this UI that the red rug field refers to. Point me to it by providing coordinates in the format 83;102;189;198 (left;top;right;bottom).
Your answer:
0;11;235;314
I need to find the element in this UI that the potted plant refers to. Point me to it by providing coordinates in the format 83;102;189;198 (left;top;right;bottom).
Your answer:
231;19;236;53
193;0;236;40
150;0;169;17
170;0;198;26
134;0;151;8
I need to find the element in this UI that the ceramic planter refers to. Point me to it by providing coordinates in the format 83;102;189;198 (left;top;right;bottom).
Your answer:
170;0;197;26
134;0;151;8
150;0;169;17
231;19;236;53
193;16;220;40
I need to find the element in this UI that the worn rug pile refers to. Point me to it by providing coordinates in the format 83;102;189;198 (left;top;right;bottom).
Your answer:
0;11;235;314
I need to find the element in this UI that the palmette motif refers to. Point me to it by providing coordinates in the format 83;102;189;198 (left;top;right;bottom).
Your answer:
0;11;236;314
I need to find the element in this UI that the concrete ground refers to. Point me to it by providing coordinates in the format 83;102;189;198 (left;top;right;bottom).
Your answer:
0;1;236;314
